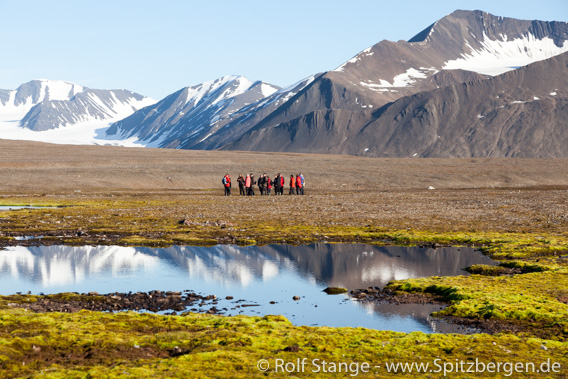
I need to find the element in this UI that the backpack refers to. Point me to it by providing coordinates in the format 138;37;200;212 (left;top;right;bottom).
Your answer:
222;177;227;185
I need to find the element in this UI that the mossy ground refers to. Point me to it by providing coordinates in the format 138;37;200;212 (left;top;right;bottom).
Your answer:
1;308;567;378
1;189;568;376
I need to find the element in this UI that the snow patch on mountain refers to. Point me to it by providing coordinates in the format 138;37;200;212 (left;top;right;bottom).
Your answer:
360;67;439;90
260;83;279;97
38;79;84;101
443;33;568;75
333;47;374;72
254;75;316;109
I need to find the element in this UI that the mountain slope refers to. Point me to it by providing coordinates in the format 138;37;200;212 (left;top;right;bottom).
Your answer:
21;89;154;132
354;51;568;158
105;76;280;148
227;51;568;158
221;10;568;156
0;80;85;124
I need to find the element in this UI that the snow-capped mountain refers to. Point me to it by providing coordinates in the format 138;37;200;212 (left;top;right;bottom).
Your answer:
186;75;319;150
222;10;568;157
105;75;281;148
0;80;84;123
0;79;155;145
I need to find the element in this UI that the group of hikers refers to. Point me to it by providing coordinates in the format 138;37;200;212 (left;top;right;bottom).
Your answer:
222;173;305;196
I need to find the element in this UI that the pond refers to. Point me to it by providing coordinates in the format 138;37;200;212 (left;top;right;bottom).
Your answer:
0;243;495;333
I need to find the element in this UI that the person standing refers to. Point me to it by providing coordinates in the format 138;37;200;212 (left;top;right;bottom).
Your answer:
245;174;251;196
266;176;272;196
299;173;305;195
249;173;256;196
258;174;265;196
223;174;231;196
262;173;268;195
296;174;302;195
280;174;285;195
289;175;296;195
274;173;281;196
237;174;246;196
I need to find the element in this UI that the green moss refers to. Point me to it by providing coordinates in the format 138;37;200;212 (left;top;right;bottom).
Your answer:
388;269;568;339
0;308;567;378
464;264;509;276
499;261;550;273
323;287;348;295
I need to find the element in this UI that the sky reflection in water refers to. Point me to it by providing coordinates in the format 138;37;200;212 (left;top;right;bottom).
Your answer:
0;243;495;333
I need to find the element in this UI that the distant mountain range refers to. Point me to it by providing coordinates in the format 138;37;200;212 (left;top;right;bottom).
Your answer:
1;10;567;157
0;79;155;145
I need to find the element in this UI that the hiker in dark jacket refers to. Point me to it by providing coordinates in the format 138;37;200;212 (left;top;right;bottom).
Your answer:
261;173;268;195
237;174;246;196
274;174;281;196
258;174;265;196
249;174;256;196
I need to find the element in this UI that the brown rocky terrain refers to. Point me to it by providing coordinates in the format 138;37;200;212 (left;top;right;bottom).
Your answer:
1;139;567;245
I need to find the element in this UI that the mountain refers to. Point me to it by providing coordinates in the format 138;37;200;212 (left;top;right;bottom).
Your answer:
221;10;568;156
186;75;319;150
105;75;295;148
0;80;85;123
228;51;568;157
0;79;155;145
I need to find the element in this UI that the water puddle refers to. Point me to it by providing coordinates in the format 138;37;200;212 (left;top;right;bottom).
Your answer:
0;205;55;211
0;244;495;333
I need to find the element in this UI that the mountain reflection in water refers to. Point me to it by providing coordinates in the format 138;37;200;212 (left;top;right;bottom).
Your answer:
0;243;494;332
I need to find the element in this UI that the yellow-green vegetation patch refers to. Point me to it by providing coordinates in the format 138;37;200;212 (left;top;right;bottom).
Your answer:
323;287;348;295
464;264;510;276
388;269;568;340
0;308;567;377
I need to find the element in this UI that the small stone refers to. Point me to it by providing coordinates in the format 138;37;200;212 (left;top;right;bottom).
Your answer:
323;287;348;295
283;344;301;352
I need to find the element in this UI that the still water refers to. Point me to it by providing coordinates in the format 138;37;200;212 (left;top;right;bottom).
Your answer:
0;244;495;333
0;206;49;211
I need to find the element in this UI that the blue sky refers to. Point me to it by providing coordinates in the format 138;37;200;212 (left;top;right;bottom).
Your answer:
1;0;567;99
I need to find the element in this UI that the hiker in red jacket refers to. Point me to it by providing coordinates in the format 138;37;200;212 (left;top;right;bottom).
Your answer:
280;174;285;195
245;174;251;196
266;176;272;196
289;175;296;195
222;174;231;196
296;174;303;195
